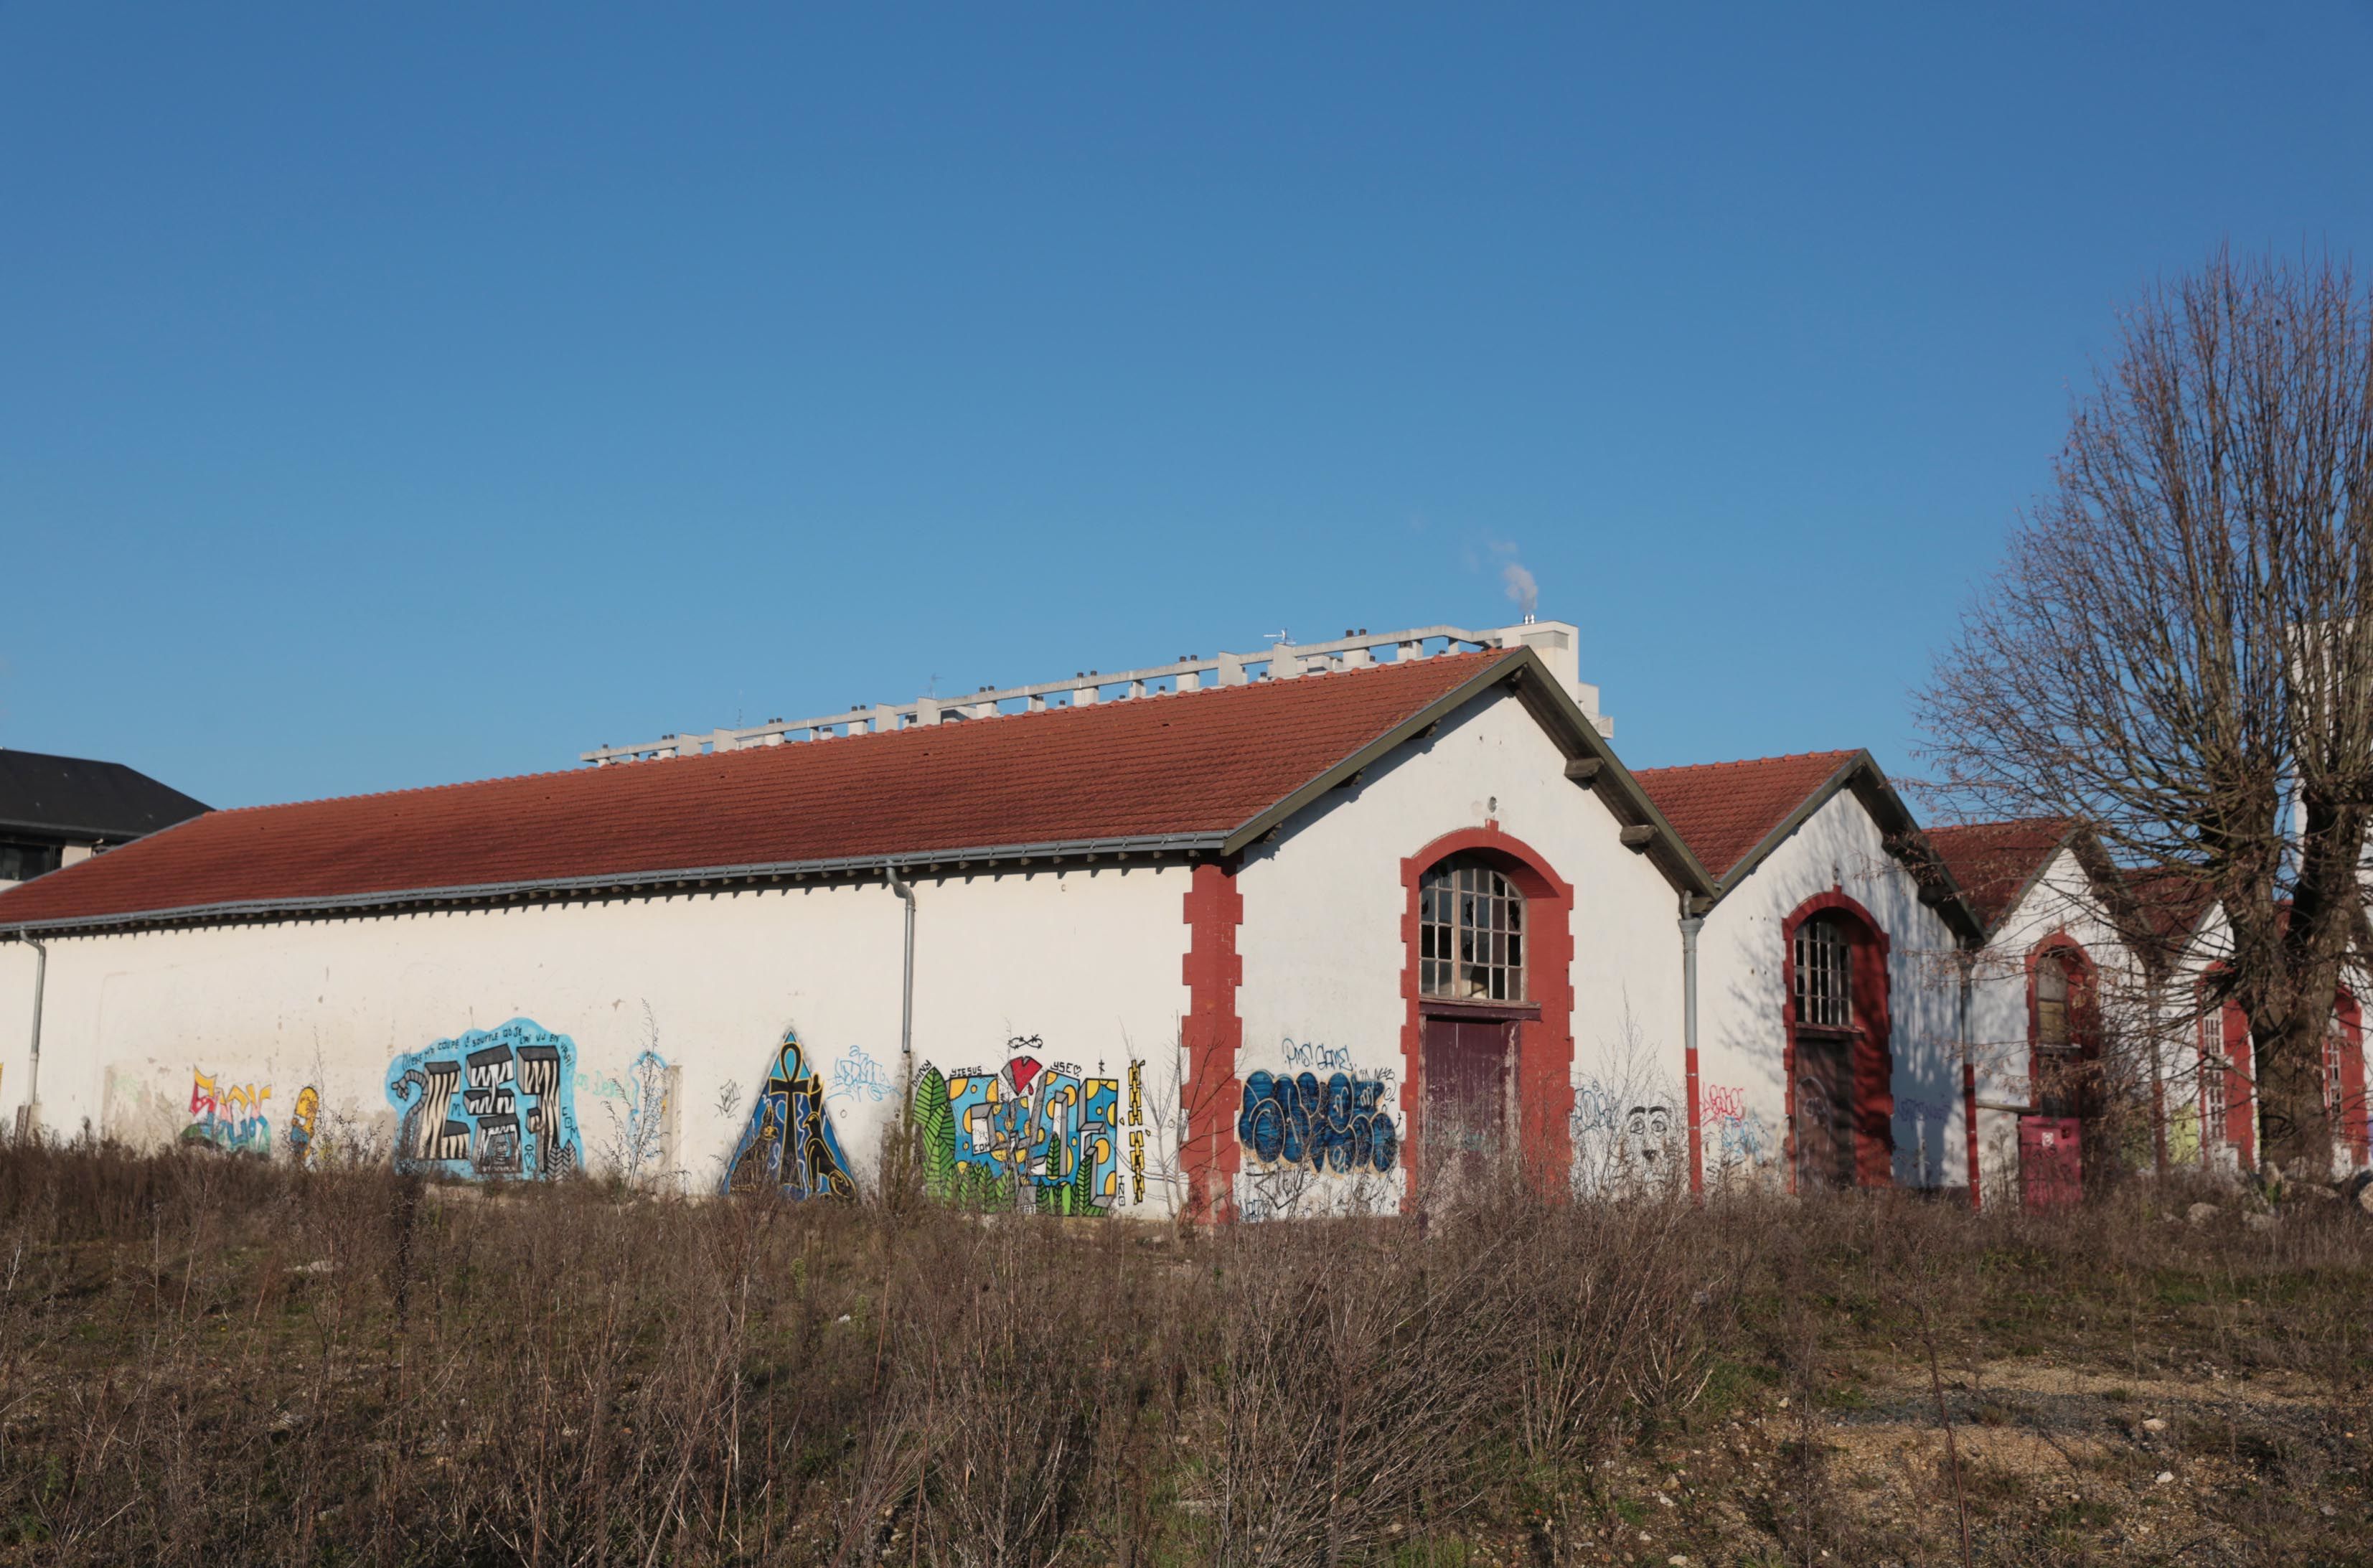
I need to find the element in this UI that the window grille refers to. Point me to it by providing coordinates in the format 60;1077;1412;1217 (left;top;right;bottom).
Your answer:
1419;857;1525;1002
0;840;62;883
2199;1004;2227;1146
1792;915;1853;1031
2034;952;2074;1054
2324;1023;2347;1116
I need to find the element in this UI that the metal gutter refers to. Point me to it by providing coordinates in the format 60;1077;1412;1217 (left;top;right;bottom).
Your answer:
0;830;1229;938
0;817;182;843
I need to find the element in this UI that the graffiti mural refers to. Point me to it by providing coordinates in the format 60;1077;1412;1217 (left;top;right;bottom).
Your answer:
908;1040;1138;1215
1571;1074;1685;1189
591;1049;677;1183
182;1071;273;1155
387;1018;583;1180
826;1043;896;1105
286;1086;321;1166
1236;1069;1399;1175
1624;1103;1673;1168
724;1031;855;1201
1701;1084;1772;1171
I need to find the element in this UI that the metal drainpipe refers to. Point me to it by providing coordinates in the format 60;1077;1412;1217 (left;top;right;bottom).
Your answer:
12;935;45;1136
883;865;916;1096
1958;950;1979;1210
2146;976;2168;1180
1680;905;1703;1198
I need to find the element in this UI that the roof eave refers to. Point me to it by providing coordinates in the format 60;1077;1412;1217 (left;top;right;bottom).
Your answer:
1698;751;1988;943
0;830;1231;938
1218;649;1719;898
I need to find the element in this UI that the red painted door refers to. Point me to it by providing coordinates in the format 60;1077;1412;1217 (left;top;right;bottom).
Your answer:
2019;1116;2083;1210
1422;1015;1510;1188
1793;1034;1856;1191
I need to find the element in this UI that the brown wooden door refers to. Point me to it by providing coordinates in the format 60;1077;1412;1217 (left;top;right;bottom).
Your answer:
1794;1034;1854;1190
1422;1014;1510;1183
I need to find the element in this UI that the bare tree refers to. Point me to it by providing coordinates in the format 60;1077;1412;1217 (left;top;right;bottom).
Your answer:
1919;249;2373;1178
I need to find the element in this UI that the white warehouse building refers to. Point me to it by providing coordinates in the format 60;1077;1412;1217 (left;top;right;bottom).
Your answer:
2;619;2360;1211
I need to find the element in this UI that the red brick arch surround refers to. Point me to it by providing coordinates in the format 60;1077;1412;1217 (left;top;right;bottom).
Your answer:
2024;933;2100;1085
1779;888;1896;1191
1399;825;1576;1200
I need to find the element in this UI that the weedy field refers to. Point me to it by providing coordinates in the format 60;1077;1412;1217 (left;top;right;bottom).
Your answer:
0;1141;2366;1567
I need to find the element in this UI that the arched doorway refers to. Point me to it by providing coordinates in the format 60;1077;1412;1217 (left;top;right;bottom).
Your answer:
1781;892;1894;1192
2023;936;2097;1207
1399;827;1575;1201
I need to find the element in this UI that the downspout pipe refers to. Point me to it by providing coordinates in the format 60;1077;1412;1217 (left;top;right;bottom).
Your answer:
10;934;44;1136
1959;949;1980;1210
883;865;916;1094
1681;905;1704;1198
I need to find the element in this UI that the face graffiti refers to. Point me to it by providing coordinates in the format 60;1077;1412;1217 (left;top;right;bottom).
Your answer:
908;1041;1143;1215
1236;1069;1399;1176
723;1031;855;1201
182;1072;272;1155
386;1019;583;1180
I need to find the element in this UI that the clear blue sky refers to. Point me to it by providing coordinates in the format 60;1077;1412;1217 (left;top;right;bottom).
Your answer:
6;5;2370;809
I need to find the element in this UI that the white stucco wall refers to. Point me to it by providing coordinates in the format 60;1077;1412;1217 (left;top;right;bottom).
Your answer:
0;863;1194;1213
1231;687;1687;1216
1963;848;2148;1203
1691;789;1968;1196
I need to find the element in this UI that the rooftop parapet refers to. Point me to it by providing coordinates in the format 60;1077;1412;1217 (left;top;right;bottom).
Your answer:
581;619;1604;765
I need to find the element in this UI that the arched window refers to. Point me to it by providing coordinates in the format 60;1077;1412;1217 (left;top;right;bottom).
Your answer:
1792;914;1854;1031
2034;950;2073;1053
1419;855;1525;1002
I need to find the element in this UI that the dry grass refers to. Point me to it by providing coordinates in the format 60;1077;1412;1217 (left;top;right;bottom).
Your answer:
0;1142;2367;1566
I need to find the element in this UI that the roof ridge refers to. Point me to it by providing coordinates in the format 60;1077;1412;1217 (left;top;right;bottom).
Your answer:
1631;747;1861;777
161;649;1520;818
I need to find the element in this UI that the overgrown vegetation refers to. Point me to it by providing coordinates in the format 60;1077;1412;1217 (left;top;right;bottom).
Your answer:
0;1142;2367;1566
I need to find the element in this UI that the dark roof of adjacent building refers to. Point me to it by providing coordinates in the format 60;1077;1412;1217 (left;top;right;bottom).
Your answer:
0;748;210;844
1923;817;2077;932
0;648;1714;935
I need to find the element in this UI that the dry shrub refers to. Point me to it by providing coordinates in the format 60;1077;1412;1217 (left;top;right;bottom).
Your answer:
0;1139;2366;1567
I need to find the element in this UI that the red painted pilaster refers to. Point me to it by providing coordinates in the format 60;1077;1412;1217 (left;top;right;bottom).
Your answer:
1182;860;1244;1221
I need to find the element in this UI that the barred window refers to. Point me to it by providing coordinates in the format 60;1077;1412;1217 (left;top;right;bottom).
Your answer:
2034;952;2073;1053
2199;1005;2227;1146
2324;1022;2346;1116
1793;915;1853;1031
1419;858;1525;1002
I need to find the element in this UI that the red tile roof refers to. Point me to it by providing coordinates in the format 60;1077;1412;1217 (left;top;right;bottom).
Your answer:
1924;818;2074;930
0;649;1516;931
2121;865;2217;954
1630;751;1860;884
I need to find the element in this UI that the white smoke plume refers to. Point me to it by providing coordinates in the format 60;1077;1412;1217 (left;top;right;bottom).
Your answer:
1501;560;1539;619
